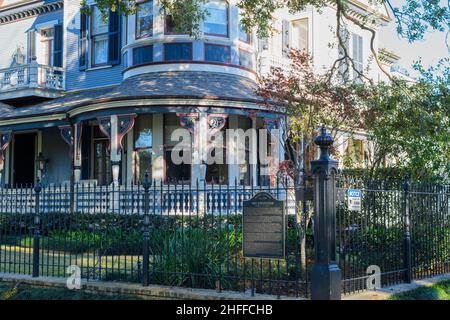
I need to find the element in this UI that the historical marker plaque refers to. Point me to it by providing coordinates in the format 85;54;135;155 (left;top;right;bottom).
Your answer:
243;192;285;259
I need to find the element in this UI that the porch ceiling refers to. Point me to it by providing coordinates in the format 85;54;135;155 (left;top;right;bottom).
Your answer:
0;71;265;126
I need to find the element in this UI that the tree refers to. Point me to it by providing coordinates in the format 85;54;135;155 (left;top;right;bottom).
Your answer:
363;59;450;181
258;50;371;270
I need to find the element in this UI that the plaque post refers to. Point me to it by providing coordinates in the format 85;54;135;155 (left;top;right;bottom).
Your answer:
310;127;341;300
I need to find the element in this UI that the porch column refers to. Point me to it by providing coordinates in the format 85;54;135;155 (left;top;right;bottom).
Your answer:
152;114;164;183
192;112;208;185
110;115;120;186
228;115;239;185
250;116;258;186
0;132;12;187
73;124;82;183
103;114;136;186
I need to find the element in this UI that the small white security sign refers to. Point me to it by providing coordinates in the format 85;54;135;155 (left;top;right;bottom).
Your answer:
348;189;362;212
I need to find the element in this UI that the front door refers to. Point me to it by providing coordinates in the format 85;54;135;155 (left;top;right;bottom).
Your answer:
93;139;111;185
13;133;36;187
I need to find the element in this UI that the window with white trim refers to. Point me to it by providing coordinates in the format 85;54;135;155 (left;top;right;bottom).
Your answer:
291;18;308;52
204;0;228;37
91;6;109;66
136;1;153;39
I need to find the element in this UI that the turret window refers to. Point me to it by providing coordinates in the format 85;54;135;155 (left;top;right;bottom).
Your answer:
205;44;231;63
238;49;253;69
136;0;153;39
164;43;193;61
133;45;154;65
204;1;229;37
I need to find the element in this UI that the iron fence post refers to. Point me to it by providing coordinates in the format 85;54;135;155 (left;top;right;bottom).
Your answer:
142;173;151;286
403;176;412;283
32;181;42;278
310;127;341;300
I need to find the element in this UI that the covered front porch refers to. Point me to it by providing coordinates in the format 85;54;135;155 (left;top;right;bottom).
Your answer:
0;110;285;187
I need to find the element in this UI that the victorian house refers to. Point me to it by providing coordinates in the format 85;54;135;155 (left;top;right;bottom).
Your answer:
0;0;396;190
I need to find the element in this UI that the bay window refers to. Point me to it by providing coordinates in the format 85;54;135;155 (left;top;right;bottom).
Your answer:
164;43;192;61
136;1;153;39
205;44;230;63
204;1;229;37
238;49;253;69
133;45;153;65
238;17;251;43
134;115;153;183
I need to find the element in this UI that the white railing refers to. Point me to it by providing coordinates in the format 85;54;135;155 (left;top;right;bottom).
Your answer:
0;63;65;92
258;52;292;75
0;184;297;216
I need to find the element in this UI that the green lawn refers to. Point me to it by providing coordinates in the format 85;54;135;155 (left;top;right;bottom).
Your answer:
0;282;142;300
389;280;450;300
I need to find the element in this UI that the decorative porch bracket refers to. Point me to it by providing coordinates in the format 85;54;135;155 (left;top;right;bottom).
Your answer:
310;126;342;300
98;114;136;186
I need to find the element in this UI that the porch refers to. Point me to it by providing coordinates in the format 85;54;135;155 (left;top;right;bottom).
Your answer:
0;111;284;186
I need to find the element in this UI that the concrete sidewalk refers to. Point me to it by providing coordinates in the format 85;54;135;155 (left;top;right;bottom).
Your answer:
343;274;450;300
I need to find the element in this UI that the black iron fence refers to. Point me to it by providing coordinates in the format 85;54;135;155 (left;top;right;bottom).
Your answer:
0;180;310;298
337;177;450;294
0;176;448;298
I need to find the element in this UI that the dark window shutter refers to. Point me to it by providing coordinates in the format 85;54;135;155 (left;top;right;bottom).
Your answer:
282;20;290;57
53;24;63;67
28;30;36;62
79;12;88;70
108;10;120;65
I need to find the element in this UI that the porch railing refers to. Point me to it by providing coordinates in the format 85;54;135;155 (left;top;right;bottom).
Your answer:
0;63;65;92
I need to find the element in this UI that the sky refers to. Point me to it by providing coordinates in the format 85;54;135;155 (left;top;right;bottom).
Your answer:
379;0;449;76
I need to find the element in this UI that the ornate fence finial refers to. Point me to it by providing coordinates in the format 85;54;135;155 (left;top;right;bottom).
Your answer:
314;126;334;161
34;178;42;193
143;172;151;191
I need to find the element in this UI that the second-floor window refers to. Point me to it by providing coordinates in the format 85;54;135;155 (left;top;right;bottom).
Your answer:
164;43;193;61
136;0;153;39
205;44;230;63
204;1;229;37
291;19;308;52
238;16;250;43
79;6;121;70
239;49;253;69
91;6;109;66
133;45;154;65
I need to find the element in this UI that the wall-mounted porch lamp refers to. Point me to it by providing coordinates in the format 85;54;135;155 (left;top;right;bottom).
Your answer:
36;152;49;176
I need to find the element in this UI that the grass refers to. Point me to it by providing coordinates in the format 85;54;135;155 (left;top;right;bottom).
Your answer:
0;282;142;300
0;246;143;284
389;280;450;300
